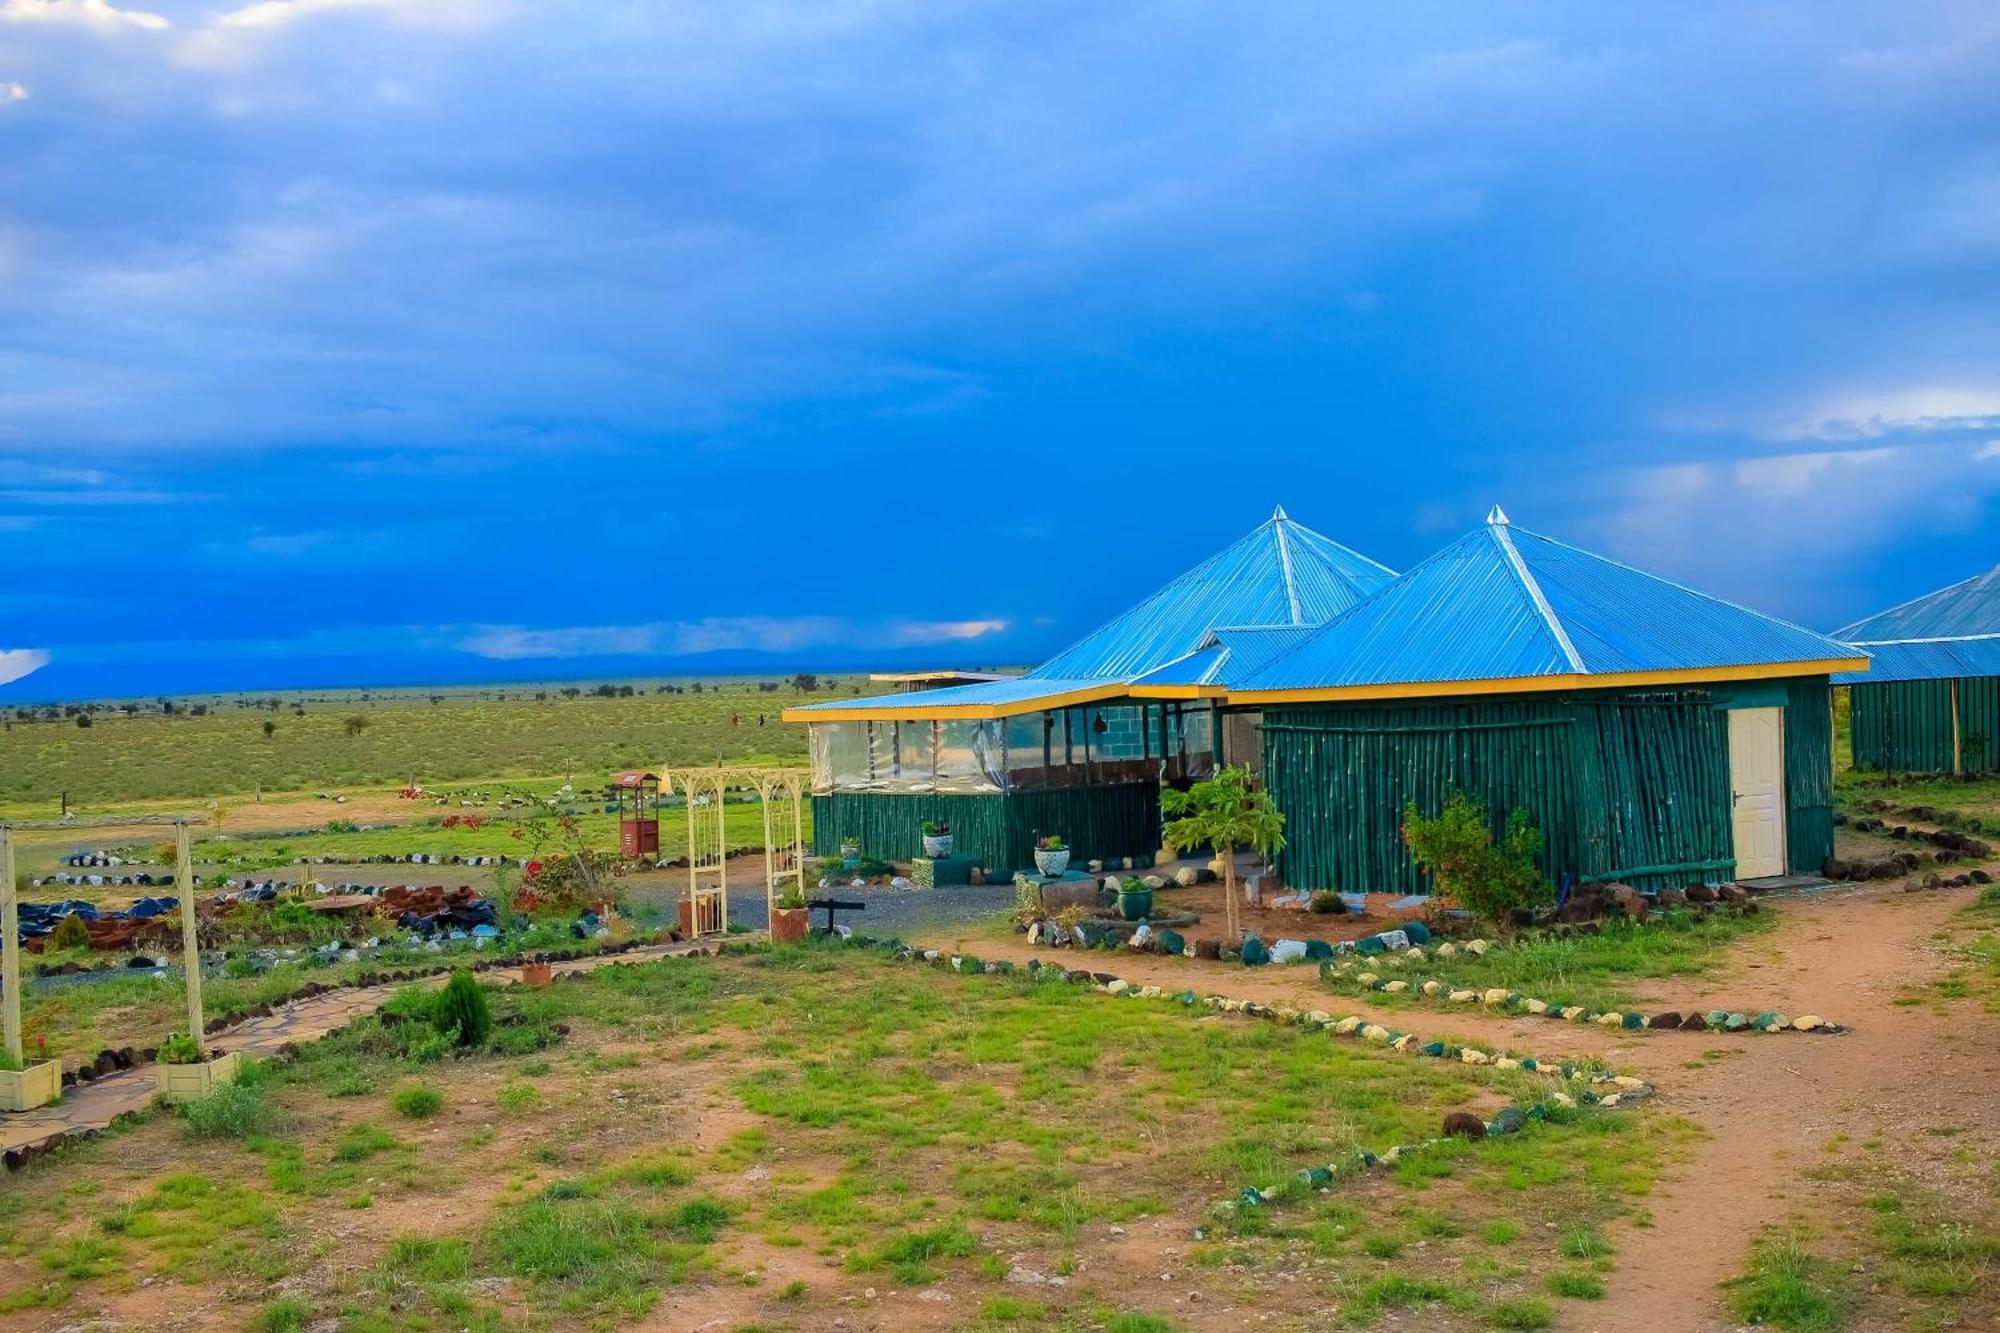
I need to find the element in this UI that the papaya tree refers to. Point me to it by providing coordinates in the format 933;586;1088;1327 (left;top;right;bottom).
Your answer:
1161;765;1286;943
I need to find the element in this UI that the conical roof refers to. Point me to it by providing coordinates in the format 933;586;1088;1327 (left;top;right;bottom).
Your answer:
1835;564;2000;643
1029;506;1395;681
1228;509;1862;696
1831;563;2000;684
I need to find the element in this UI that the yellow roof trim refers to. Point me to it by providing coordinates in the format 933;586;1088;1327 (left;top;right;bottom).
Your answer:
779;682;1132;723
1221;657;1870;706
1125;683;1227;700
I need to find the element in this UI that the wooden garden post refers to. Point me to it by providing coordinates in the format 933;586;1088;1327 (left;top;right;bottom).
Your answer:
761;778;776;920
177;821;205;1045
716;778;729;933
1;825;21;1065
790;773;806;899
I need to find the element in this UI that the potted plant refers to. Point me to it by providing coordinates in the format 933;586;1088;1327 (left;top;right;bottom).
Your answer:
1033;834;1070;878
154;1032;244;1102
0;1041;61;1112
1116;876;1154;922
770;887;811;945
839;837;861;869
921;820;954;858
519;954;555;987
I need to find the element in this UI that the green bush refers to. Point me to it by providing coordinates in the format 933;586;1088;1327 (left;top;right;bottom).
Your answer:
178;1081;275;1140
433;970;493;1048
391;1082;443;1119
1309;890;1345;915
50;913;90;950
1402;787;1553;926
157;1033;203;1065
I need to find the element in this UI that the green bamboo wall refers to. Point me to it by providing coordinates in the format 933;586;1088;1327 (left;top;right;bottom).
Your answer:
1850;678;2000;775
810;783;1162;873
1263;679;1836;894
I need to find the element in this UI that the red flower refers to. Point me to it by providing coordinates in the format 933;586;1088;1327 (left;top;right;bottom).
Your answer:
525;860;544;880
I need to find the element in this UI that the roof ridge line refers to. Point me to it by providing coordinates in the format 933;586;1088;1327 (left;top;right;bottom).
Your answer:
1490;524;1585;674
1846;630;2000;646
1273;515;1305;624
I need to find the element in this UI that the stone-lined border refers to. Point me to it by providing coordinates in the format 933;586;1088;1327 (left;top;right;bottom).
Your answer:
1321;955;1846;1036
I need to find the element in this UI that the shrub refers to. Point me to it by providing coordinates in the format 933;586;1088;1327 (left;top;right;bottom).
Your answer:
157;1033;203;1065
391;1082;443;1119
1402;787;1553;925
50;913;90;950
179;1081;275;1139
1309;890;1345;915
433;970;493;1048
257;1297;309;1333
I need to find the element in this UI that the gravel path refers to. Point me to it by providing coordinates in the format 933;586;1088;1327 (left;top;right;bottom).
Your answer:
725;883;1015;935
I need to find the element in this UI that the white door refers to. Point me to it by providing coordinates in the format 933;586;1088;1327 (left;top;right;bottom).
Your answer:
1728;706;1787;880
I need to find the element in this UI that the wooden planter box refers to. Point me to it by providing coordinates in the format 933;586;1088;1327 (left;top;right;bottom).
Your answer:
769;906;810;945
156;1050;243;1102
519;962;554;987
0;1059;62;1112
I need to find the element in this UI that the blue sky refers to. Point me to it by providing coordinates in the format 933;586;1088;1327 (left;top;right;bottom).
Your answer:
1;2;1996;699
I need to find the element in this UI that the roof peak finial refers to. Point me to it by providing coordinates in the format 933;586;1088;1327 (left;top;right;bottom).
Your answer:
1272;503;1289;521
1487;504;1511;527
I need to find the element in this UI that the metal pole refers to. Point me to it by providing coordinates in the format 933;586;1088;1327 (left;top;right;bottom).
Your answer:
685;784;698;935
791;776;806;898
177;823;205;1046
2;827;21;1064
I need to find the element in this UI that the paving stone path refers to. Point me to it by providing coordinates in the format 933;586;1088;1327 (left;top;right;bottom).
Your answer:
0;939;712;1157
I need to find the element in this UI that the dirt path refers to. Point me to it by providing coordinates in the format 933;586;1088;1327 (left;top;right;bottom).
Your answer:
934;880;1999;1330
1576;883;1997;1332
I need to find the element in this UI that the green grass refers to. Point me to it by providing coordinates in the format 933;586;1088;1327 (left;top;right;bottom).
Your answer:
390;1082;443;1119
1725;1225;1853;1332
0;941;1680;1329
1328;910;1773;1014
0;681;822;808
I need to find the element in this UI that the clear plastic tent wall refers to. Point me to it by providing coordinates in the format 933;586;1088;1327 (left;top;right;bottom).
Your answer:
808;701;1216;795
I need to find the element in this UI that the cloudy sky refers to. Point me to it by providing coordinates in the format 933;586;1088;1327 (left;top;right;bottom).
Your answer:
1;1;1996;697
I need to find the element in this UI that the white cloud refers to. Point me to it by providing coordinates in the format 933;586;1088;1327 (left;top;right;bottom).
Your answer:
0;81;26;104
0;647;50;686
889;618;1009;644
457;614;1008;661
0;0;167;33
1977;440;2000;462
177;0;496;68
1767;387;2000;442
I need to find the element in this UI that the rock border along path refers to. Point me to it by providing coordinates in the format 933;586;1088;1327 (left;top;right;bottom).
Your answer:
0;939;716;1163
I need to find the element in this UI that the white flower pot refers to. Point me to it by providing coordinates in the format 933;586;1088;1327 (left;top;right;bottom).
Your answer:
1034;848;1070;877
922;835;954;858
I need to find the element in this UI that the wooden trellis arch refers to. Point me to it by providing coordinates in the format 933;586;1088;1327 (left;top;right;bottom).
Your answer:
659;766;809;938
1;814;210;1075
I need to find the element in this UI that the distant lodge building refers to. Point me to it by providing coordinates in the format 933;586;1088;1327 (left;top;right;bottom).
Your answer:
785;507;1866;894
1836;564;2000;776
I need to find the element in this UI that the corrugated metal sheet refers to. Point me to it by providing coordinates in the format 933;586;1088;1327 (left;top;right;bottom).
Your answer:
1835;564;2000;641
1029;506;1395;680
1831;636;2000;684
1130;624;1320;688
1235;515;1860;693
787;675;1117;717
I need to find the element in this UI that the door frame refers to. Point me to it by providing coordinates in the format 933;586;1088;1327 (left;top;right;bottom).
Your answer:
1727;705;1788;879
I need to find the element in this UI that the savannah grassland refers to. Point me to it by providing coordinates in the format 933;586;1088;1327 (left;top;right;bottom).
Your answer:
0;685;1996;1331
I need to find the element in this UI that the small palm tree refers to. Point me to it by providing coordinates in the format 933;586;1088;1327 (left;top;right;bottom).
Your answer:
1161;765;1285;943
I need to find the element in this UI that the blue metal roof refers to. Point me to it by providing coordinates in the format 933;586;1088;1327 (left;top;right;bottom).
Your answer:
1233;508;1863;695
1835;564;2000;643
785;675;1121;719
1029;506;1395;680
1131;624;1320;688
1832;637;2000;685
